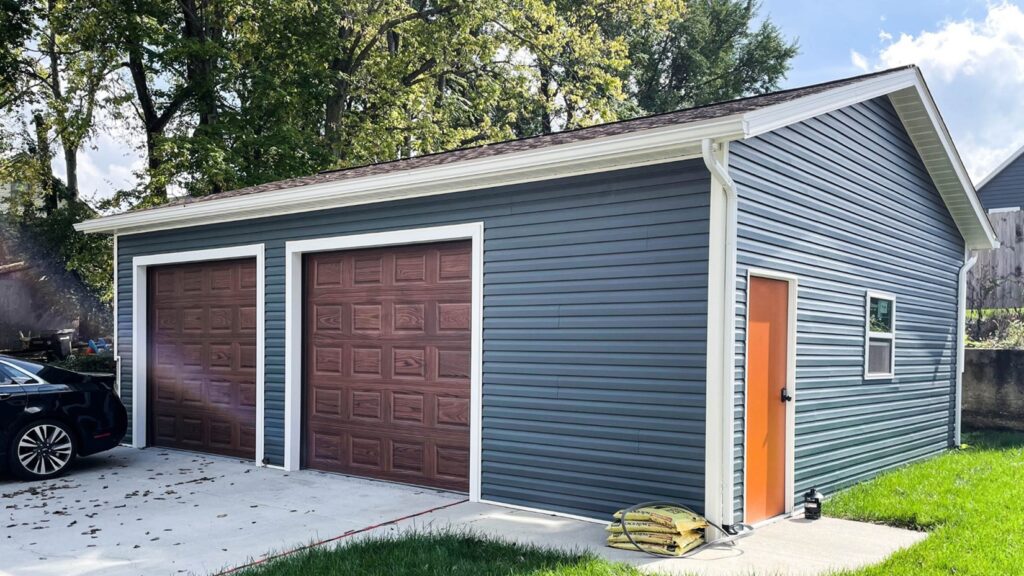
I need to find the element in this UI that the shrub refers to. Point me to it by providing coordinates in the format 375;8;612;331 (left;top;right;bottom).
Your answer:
55;353;115;374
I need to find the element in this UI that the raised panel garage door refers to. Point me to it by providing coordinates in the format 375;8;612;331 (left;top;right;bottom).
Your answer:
304;241;471;491
147;259;258;459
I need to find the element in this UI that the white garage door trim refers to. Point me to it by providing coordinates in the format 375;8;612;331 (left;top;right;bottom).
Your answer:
283;222;484;501
131;244;266;465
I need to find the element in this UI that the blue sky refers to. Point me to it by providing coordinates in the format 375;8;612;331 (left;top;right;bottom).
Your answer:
68;1;1024;203
760;0;1024;182
762;1;990;88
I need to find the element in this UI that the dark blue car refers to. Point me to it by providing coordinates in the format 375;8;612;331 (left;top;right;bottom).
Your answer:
0;355;127;480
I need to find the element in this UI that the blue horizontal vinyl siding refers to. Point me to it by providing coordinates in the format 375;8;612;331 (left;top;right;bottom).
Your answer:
116;160;711;519
729;97;964;521
978;152;1024;209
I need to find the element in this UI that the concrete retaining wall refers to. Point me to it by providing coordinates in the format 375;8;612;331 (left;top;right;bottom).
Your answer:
963;349;1024;431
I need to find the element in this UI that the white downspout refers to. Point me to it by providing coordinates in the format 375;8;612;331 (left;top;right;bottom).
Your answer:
702;138;738;533
113;233;121;398
955;249;977;446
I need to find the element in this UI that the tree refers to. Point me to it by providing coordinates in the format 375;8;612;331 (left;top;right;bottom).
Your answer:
1;0;117;210
631;0;798;113
0;0;33;110
79;0;232;205
510;0;683;134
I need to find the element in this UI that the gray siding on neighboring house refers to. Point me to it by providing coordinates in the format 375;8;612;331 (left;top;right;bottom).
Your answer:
116;161;711;519
729;97;964;521
978;152;1024;210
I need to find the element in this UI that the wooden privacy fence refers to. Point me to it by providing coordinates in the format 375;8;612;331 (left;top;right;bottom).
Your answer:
969;209;1024;310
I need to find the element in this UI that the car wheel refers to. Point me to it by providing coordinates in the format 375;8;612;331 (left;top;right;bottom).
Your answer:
9;420;76;480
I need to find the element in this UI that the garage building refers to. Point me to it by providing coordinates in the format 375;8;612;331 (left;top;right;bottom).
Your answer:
77;65;996;529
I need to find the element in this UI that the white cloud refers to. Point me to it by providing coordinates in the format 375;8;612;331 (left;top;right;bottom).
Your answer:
878;30;893;43
873;2;1024;182
850;50;870;72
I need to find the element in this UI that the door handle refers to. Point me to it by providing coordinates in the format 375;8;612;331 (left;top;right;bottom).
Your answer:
0;392;12;400
781;388;793;402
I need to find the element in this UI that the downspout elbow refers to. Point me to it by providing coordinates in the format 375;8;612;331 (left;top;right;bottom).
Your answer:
702;139;737;202
959;254;978;281
957;253;978;369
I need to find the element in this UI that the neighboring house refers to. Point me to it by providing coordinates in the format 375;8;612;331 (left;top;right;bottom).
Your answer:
76;65;996;533
967;145;1024;309
976;144;1024;211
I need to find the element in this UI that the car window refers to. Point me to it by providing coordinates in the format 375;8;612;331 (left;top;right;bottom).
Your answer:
0;364;20;386
2;357;85;384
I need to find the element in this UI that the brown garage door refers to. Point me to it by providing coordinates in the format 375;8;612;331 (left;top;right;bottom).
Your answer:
304;241;471;491
148;259;257;459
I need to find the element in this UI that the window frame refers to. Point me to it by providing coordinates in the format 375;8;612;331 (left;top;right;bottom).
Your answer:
864;291;896;380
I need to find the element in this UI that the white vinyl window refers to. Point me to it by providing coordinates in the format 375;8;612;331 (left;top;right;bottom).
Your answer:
864;291;896;379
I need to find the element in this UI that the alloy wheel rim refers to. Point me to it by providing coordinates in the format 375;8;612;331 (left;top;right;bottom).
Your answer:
17;424;72;476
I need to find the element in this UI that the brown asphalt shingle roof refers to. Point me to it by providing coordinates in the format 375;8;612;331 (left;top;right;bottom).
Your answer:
152;66;915;212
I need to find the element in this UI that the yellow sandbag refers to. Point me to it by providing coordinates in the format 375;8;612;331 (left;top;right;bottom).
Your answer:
605;520;678;534
606;530;703;547
607;532;703;556
612;505;707;532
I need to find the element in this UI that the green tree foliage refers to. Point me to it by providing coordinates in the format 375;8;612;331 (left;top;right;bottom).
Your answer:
0;155;113;306
2;0;797;300
0;0;33;109
1;0;116;306
631;0;798;112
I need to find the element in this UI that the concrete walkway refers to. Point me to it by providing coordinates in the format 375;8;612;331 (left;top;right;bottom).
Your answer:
0;447;926;576
367;501;927;576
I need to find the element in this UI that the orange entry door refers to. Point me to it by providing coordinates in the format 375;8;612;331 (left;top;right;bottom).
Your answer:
745;276;790;524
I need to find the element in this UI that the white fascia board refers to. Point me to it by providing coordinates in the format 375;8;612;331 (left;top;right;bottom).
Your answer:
976;142;1024;190
742;69;918;137
75;116;745;235
891;72;998;250
744;67;997;251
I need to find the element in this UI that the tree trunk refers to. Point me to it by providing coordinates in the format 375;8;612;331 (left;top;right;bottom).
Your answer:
324;55;350;149
144;130;166;202
45;0;77;201
63;144;77;201
32;113;57;213
538;63;555;135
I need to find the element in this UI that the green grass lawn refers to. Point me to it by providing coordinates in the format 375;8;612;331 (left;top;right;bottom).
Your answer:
829;430;1024;576
231;531;644;576
233;431;1023;576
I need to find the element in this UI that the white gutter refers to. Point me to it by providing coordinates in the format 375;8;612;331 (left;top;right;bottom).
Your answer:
75;117;745;235
955;249;978;445
701;138;738;536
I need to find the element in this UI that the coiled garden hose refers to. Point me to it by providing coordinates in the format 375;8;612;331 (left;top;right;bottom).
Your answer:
615;500;755;558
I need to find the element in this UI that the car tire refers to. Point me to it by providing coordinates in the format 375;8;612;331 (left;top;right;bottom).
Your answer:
8;420;77;480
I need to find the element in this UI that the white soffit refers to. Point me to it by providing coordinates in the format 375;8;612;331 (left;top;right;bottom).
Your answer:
744;68;997;250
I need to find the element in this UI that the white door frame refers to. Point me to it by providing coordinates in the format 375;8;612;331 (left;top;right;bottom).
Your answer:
130;244;266;465
282;222;484;502
742;268;798;523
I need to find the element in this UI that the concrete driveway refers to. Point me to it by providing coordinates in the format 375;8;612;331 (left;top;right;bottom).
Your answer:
0;447;464;576
1;447;926;576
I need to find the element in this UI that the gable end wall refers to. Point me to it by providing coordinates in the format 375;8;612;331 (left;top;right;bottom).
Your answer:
729;96;965;521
